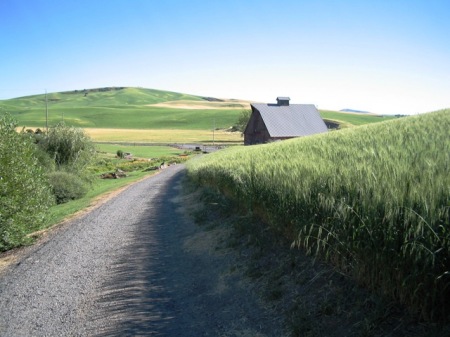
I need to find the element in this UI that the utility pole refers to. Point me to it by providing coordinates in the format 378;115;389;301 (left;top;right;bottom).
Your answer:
45;90;48;132
213;117;215;147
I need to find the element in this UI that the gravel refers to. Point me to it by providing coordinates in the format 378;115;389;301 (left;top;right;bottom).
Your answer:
0;165;284;337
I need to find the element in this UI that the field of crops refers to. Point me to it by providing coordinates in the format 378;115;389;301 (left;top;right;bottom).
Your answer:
1;87;394;134
85;128;242;144
187;109;450;321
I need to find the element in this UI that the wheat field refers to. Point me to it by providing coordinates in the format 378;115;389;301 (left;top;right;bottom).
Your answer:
187;109;450;321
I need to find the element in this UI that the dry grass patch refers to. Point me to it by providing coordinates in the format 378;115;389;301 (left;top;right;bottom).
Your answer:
85;128;242;143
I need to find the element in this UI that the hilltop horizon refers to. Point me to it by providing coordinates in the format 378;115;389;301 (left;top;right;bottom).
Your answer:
0;86;401;131
0;86;423;116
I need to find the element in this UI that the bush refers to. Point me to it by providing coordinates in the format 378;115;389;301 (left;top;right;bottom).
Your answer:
0;114;54;251
40;122;96;176
117;149;124;158
34;146;56;172
47;171;87;204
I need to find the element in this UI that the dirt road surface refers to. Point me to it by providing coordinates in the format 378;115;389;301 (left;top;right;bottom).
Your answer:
0;165;283;336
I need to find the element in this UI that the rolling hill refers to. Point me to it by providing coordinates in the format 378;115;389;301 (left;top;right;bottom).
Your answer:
0;87;396;130
0;87;248;130
320;109;396;127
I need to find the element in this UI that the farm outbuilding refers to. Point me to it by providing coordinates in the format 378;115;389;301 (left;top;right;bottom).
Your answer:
244;97;328;145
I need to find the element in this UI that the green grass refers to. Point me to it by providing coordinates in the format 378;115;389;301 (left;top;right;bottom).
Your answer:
95;144;185;158
40;138;192;235
44;170;155;227
45;142;191;229
2;87;204;108
4;105;240;130
0;87;241;130
187;109;450;321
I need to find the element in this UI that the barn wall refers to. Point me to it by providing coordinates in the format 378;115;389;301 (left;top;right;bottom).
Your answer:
244;110;270;145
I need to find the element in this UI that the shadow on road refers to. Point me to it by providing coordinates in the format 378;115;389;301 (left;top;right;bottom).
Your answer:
86;166;280;337
89;169;189;336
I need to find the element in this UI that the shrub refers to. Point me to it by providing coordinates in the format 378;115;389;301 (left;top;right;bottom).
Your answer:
47;171;87;204
34;146;56;172
39;122;96;176
117;149;124;158
0;114;54;251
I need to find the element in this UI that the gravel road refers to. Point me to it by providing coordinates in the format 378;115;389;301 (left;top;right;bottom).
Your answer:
0;165;283;336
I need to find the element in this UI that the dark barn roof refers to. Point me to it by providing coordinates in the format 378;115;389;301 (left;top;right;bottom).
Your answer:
250;102;328;138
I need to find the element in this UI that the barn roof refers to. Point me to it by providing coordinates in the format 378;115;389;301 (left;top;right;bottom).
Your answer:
251;103;328;138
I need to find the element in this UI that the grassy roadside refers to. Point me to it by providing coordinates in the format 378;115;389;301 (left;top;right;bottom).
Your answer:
0;169;161;272
42;170;158;229
21;142;191;247
44;143;191;229
95;143;185;158
0;143;189;268
187;184;448;337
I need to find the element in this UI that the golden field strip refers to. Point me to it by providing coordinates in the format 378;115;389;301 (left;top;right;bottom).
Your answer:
19;127;243;144
84;128;243;144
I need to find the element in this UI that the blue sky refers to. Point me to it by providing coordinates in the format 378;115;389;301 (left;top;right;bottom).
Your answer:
1;0;449;114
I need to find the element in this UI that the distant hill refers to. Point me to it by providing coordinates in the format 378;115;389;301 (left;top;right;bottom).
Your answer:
0;87;249;130
0;87;395;130
320;110;396;128
340;108;371;114
5;87;206;107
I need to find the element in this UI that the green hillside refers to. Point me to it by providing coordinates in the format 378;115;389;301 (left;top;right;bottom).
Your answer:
187;110;450;320
1;87;397;130
1;87;204;108
0;87;242;130
320;109;396;127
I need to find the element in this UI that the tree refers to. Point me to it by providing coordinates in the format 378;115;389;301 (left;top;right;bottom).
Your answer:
235;109;252;135
0;114;54;250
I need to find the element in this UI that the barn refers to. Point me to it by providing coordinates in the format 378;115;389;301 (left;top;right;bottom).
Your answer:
243;97;328;145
